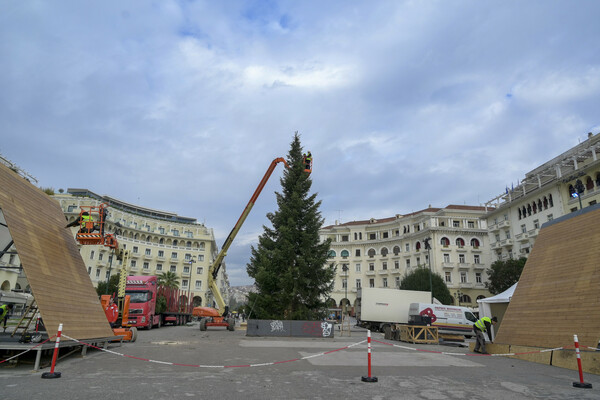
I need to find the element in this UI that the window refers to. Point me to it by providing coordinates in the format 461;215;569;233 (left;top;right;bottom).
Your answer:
328;250;336;258
195;280;202;289
534;220;539;229
355;263;361;272
67;205;77;212
369;279;375;288
395;277;401;288
105;271;110;279
341;235;349;242
440;237;450;246
156;264;163;271
341;250;349;258
356;279;361;288
183;266;190;274
182;279;188;288
172;229;180;236
342;279;347;289
475;273;482;283
453;220;460;228
456;238;465;247
547;214;553;221
368;248;376;258
131;260;137;268
355;249;361;257
143;262;149;270
171;252;177;259
468;221;475;229
495;233;500;242
394;261;399;269
405;259;411;268
158;250;164;258
90;251;95;260
184;253;192;261
443;254;450;263
445;272;452;282
470;238;480;248
145;248;151;256
382;262;387;270
186;231;193;238
88;267;92;274
133;246;139;254
170;265;177;272
99;253;103;261
474;254;480;264
505;230;510;239
369;233;376;240
393;246;400;255
369;263;375;271
382;278;388;288
405;243;410;252
159;227;165;234
382;232;389;239
381;247;389;257
458;254;465;263
197;267;204;274
96;269;100;278
198;255;204;261
521;224;526;234
416;257;420;266
460;271;467;283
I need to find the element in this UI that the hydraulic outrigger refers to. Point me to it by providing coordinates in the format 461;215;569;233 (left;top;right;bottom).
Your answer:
197;157;291;331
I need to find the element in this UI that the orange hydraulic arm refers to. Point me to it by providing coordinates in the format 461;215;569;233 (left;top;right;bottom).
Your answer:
208;157;289;311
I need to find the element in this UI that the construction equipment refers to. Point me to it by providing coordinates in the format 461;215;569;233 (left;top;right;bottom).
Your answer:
70;205;136;341
200;157;289;331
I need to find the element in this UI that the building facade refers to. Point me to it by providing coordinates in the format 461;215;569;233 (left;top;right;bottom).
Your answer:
320;205;492;313
485;132;600;261
52;189;230;307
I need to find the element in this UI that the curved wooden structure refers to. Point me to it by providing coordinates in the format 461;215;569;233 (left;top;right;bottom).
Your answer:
0;163;113;340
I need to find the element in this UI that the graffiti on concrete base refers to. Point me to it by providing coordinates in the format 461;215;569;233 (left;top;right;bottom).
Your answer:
302;321;333;337
270;320;285;332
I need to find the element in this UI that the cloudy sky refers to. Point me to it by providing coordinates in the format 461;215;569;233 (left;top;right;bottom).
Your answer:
2;1;599;285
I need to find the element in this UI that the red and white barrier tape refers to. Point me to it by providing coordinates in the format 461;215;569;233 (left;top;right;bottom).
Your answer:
373;338;571;357
0;335;56;364
61;334;366;368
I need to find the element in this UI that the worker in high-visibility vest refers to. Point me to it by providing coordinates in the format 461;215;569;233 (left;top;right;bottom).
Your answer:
473;316;497;354
1;303;13;332
65;212;94;233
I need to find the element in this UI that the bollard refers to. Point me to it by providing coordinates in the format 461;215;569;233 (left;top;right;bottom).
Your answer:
572;334;592;389
41;323;63;379
361;330;378;383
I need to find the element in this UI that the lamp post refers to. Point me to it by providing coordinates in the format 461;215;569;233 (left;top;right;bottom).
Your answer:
454;290;463;306
342;264;349;316
424;238;433;303
186;257;196;313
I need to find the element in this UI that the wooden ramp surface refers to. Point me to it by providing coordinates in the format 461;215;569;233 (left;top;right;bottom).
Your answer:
0;163;113;340
495;204;600;348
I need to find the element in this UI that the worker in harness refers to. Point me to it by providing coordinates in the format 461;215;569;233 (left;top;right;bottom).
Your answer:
65;211;95;233
473;316;497;354
303;151;312;172
1;303;13;332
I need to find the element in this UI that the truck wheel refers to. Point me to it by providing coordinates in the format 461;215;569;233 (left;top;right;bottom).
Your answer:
227;318;235;331
147;315;153;330
199;318;207;331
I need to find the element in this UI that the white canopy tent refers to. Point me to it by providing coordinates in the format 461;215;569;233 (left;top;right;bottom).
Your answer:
477;283;517;341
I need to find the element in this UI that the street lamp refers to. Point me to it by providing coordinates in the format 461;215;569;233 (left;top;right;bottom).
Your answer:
186;257;196;313
454;290;463;306
424;237;433;303
342;264;349;316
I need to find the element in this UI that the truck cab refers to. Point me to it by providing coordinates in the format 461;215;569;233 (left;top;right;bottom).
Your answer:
126;276;158;329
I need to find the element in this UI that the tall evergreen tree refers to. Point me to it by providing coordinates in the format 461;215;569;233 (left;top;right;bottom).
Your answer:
246;133;334;320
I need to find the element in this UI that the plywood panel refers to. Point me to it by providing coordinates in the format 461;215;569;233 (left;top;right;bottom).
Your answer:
0;163;113;340
495;204;600;349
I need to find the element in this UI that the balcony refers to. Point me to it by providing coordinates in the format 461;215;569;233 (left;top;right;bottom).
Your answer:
441;262;455;269
144;253;153;260
471;246;482;253
378;269;389;275
130;252;140;258
390;268;402;275
457;263;470;271
528;228;539;238
499;239;513;248
473;263;486;271
515;232;529;242
339;271;349;277
365;270;376;276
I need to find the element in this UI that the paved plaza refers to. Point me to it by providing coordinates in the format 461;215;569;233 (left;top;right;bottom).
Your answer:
1;323;599;399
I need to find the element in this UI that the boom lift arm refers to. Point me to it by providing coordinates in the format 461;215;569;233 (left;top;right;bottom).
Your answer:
207;157;289;314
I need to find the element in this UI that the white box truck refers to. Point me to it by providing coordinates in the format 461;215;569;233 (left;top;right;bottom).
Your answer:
356;287;431;332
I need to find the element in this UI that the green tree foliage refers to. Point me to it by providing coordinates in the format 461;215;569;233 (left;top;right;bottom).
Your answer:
485;257;526;295
96;273;120;296
400;267;454;305
157;271;180;289
246;133;334;320
41;187;55;195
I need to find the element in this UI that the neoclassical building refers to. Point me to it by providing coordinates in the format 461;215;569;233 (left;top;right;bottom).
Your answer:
321;205;492;312
51;189;230;308
485;131;600;262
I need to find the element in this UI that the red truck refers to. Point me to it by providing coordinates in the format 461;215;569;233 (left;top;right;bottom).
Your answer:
125;276;193;329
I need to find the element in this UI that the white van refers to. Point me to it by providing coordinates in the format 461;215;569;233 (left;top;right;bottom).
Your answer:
408;303;478;336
